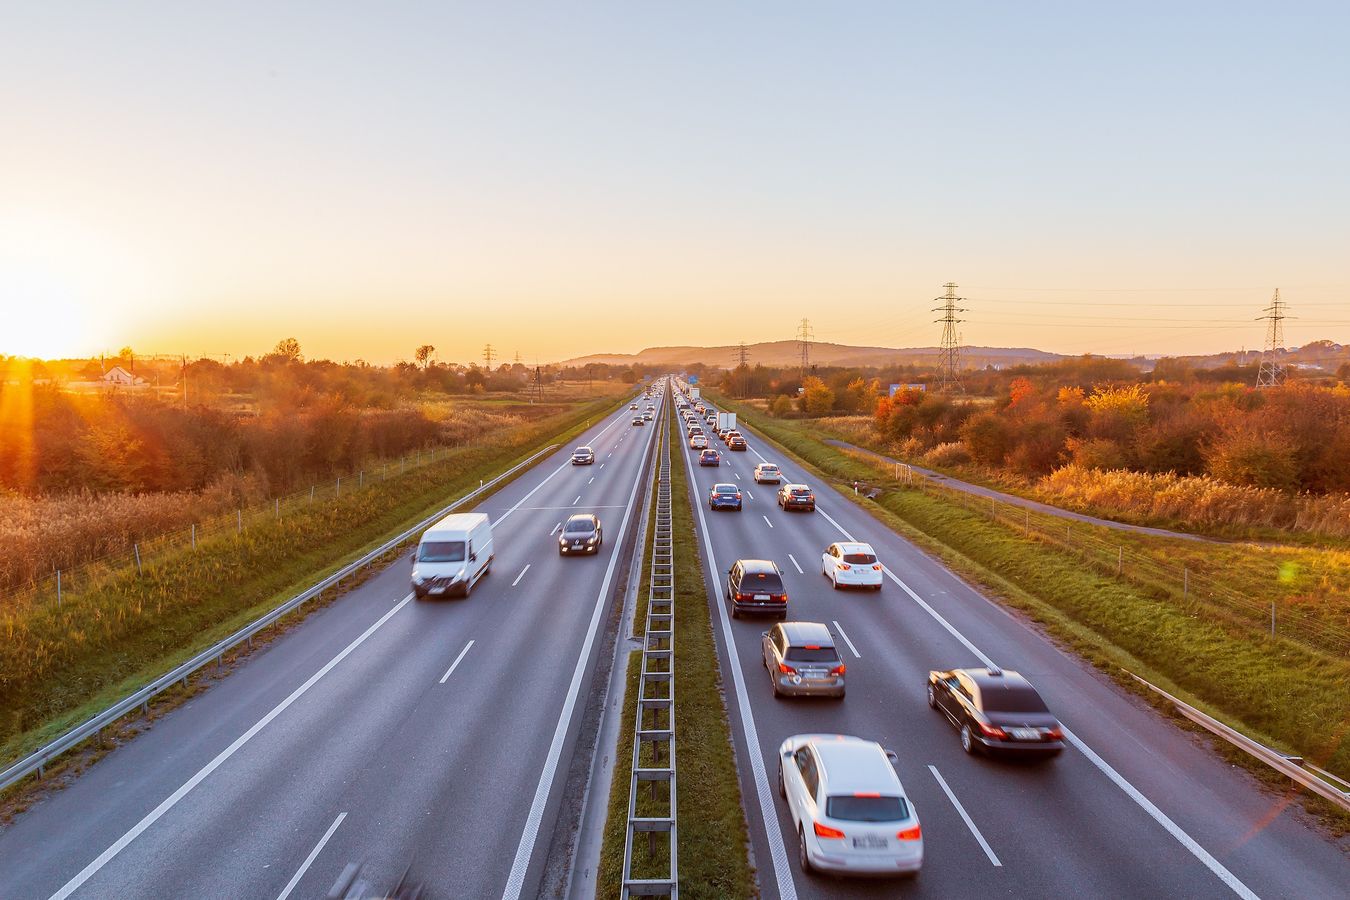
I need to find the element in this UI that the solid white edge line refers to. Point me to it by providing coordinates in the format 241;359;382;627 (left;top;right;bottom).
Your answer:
500;403;660;900
787;553;803;574
48;594;415;900
927;765;1001;866
439;640;476;684
512;564;531;587
762;515;774;528
276;811;347;900
745;416;1261;900
831;620;861;659
684;439;799;900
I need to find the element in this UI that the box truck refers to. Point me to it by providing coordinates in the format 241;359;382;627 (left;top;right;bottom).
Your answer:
717;412;737;432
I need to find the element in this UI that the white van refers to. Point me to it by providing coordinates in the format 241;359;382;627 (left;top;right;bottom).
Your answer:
411;512;493;598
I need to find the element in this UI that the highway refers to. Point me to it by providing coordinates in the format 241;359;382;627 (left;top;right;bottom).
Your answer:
680;396;1349;899
0;391;663;899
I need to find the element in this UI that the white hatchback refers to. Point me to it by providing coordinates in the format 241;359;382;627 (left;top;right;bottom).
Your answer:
753;463;782;484
689;434;709;449
778;734;922;877
822;542;883;591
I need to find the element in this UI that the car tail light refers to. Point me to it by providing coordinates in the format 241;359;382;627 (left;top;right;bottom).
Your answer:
978;721;1008;740
872;564;883;571
813;822;846;839
896;825;922;841
778;663;797;675
838;563;851;571
736;592;751;601
1046;727;1063;740
735;492;741;499
771;593;786;603
829;664;846;676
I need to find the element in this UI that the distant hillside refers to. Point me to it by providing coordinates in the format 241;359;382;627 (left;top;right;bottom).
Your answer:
560;340;1064;370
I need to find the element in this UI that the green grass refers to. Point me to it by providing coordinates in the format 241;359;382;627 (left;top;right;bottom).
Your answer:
598;395;756;898
710;391;1350;790
0;395;623;772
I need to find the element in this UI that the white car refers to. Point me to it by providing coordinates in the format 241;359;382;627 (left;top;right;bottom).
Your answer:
753;463;782;484
778;734;922;877
690;434;709;449
821;542;883;591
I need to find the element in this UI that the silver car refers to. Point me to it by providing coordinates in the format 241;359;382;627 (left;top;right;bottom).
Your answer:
762;621;846;698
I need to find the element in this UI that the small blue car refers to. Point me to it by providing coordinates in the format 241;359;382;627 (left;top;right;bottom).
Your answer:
709;483;742;511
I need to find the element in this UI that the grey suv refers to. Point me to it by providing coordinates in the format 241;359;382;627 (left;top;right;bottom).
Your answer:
763;621;846;698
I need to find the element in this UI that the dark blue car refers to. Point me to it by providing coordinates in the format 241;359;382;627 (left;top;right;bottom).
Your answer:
709;482;742;511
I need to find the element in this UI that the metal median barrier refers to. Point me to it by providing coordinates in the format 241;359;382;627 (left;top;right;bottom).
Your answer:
622;388;678;897
0;442;562;795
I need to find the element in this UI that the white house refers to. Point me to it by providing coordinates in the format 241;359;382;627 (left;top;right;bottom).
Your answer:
101;366;144;386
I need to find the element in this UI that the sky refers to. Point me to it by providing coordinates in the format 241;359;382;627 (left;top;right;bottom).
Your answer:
2;1;1347;364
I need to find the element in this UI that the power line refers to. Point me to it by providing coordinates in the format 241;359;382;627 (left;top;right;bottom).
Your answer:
1256;289;1290;388
933;282;967;393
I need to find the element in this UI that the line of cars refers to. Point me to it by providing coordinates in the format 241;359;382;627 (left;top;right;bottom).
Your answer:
672;383;1065;880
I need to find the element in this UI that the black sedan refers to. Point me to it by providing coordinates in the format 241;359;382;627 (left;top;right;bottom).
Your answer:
558;514;603;555
927;667;1063;757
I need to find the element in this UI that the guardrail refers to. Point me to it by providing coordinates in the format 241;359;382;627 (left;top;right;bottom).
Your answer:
1126;670;1350;813
622;386;678;897
0;441;563;795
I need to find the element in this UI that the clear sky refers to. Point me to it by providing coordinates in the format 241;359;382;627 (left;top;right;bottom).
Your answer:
2;2;1347;363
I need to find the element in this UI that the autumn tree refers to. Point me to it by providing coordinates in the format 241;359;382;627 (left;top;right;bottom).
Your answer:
414;345;436;369
798;377;835;416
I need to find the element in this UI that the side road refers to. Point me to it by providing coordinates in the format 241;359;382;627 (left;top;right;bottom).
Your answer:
826;438;1223;544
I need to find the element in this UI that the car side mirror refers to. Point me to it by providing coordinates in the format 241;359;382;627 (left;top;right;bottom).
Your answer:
885;750;899;763
761;631;770;637
409;551;416;563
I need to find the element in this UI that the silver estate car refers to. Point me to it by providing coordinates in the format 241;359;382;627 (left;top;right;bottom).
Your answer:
762;621;846;698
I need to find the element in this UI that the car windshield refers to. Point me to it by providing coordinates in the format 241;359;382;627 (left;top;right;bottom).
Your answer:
761;465;778;472
791;488;812;496
786;647;839;663
419;540;466;563
843;553;876;564
564;519;595;534
713;485;737;494
982;686;1050;713
574;448;591;454
743;572;783;591
826;795;908;822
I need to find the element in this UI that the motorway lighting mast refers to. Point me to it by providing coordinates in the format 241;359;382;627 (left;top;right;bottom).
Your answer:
933;282;967;393
1255;289;1289;388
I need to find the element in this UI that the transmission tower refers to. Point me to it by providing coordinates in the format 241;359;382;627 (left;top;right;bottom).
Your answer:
795;318;813;381
483;343;496;369
734;341;751;396
1255;289;1289;388
932;282;967;393
513;350;522;366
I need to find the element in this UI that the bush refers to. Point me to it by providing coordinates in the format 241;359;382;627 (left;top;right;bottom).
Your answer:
960;412;1013;466
770;395;795;417
924;442;971;467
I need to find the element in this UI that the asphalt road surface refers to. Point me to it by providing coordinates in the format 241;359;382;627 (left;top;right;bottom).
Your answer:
0;392;663;900
682;402;1348;899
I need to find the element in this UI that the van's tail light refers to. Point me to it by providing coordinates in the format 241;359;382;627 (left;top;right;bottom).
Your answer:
778;663;797;675
896;825;922;841
813;822;846;839
978;722;1008;740
829;664;847;676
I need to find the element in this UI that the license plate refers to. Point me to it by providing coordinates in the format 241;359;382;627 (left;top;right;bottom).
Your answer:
573;542;584;549
430;587;445;595
852;836;888;849
1010;727;1039;740
753;593;769;601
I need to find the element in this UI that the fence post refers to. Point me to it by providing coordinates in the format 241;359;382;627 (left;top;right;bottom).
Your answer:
1183;567;1189;602
1117;546;1123;576
134;544;143;575
1025;509;1030;537
990;496;995;519
192;523;196;550
310;485;315;503
1271;601;1276;637
359;470;363;488
336;477;341;497
57;569;62;607
237;509;242;534
276;498;280;519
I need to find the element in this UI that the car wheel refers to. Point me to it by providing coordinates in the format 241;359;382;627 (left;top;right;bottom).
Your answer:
462;577;473;599
961;723;978;755
798;827;815;875
731;606;740;620
770;673;780;697
927;684;938;708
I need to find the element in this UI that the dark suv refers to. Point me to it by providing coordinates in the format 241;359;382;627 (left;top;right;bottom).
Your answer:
777;483;816;512
727;559;788;619
927;667;1064;757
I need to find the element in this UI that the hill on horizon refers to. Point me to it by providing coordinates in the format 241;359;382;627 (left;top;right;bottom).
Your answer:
559;340;1065;370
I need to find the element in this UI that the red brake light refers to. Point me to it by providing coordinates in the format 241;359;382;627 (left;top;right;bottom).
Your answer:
872;564;882;571
1046;727;1063;740
829;664;846;676
778;662;797;675
804;645;821;650
978;722;1008;740
897;825;922;841
839;563;851;571
813;822;846;839
853;791;879;798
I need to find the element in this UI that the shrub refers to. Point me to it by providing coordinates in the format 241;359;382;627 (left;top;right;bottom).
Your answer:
924;442;971;467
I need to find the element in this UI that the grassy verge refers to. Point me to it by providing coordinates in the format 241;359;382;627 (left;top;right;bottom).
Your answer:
710;391;1350;794
598;395;756;898
0;394;623;771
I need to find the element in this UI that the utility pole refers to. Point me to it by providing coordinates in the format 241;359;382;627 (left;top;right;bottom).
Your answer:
533;365;544;401
933;282;967;393
734;341;751;396
795;318;813;382
483;344;496;369
1255;289;1289;388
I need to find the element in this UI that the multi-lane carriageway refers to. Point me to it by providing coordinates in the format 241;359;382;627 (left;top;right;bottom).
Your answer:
0;379;1345;899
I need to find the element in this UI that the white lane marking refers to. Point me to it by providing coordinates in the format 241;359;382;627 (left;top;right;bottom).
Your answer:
685;446;798;900
745;489;754;500
550;522;561;536
762;515;774;528
1060;728;1257;898
512;564;531;587
588;477;595;484
439;640;475;684
787;553;803;574
572;495;581;506
831;620;861;658
49;594;415;900
734;472;741;479
750;421;1261;900
599;463;604;470
928;766;1000;867
502;401;661;900
494;410;626;528
608;452;613;458
276;811;347;900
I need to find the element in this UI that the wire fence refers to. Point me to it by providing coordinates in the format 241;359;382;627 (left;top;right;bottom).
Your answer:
2;445;468;616
853;459;1350;659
